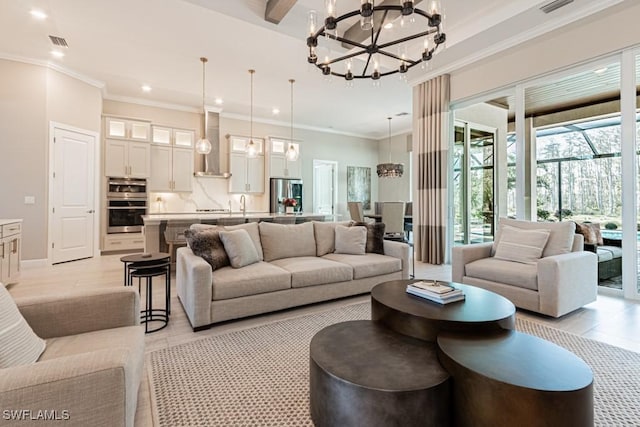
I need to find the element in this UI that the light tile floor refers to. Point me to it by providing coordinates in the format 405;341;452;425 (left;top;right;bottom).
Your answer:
8;254;640;426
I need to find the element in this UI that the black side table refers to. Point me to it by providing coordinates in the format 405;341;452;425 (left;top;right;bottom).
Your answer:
120;253;171;333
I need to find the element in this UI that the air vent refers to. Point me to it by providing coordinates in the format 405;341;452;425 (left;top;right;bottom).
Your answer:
48;35;68;48
395;112;410;117
540;0;574;14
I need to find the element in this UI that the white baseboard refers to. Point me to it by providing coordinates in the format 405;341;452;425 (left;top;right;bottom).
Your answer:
21;259;49;269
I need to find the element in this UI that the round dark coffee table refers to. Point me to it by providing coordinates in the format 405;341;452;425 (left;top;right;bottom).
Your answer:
371;280;516;342
310;320;450;427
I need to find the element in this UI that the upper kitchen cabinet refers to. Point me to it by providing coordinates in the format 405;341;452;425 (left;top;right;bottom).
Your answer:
104;139;150;178
269;138;301;179
229;136;264;194
149;145;193;192
151;126;195;148
105;117;151;141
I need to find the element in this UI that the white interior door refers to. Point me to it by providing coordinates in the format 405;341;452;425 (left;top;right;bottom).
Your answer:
313;160;337;216
52;127;96;264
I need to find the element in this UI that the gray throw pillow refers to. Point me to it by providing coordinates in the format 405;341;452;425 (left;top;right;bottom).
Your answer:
219;229;261;268
334;225;367;255
0;286;46;369
184;228;230;270
350;221;385;254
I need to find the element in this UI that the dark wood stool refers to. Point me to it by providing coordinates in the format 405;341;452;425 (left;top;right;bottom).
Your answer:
121;253;171;333
310;320;450;427
437;330;594;427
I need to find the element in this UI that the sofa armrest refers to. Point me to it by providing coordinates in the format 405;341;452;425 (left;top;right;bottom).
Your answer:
451;242;493;283
383;240;410;279
537;251;598;317
15;287;140;339
0;348;138;427
176;247;213;329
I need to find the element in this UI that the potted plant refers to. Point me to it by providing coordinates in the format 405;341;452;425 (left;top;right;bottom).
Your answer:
283;198;297;214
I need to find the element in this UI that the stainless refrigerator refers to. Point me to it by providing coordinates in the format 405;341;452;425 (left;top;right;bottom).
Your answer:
270;178;303;213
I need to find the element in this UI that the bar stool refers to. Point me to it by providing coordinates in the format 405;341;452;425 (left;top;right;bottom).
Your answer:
216;217;247;226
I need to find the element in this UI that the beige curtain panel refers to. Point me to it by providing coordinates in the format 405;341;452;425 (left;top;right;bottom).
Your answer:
412;74;450;264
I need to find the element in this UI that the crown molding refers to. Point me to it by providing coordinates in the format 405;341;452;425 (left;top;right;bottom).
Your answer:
408;0;625;87
103;93;202;113
0;52;105;88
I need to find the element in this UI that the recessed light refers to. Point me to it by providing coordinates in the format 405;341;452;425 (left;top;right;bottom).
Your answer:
272;108;280;115
594;67;608;75
50;50;65;58
214;98;223;105
141;85;152;92
30;9;47;20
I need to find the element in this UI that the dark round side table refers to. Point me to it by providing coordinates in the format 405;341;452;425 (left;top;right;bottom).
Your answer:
120;253;171;333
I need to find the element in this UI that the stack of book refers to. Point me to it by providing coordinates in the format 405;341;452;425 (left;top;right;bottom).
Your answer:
406;281;465;304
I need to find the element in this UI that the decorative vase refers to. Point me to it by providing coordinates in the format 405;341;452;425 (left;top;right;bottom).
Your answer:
286;206;294;214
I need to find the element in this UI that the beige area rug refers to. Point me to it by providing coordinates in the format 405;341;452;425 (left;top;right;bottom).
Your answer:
149;303;640;426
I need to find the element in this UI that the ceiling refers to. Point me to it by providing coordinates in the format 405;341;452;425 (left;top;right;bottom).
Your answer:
0;0;628;139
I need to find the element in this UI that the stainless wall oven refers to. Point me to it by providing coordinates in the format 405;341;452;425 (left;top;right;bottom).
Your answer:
107;178;147;233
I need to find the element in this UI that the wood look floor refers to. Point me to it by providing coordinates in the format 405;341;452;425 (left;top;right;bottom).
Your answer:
8;253;640;426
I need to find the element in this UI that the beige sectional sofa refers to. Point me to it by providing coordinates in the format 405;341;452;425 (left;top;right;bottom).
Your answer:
177;221;410;330
452;218;598;318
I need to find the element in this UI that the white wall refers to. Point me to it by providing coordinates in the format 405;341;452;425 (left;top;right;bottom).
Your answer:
377;131;412;202
0;60;102;260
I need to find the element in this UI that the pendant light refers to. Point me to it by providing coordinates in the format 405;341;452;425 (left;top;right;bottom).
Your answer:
376;117;404;178
195;57;212;157
245;69;258;158
286;78;299;162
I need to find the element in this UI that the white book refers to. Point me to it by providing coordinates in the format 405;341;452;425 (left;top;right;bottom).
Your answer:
406;288;466;305
407;284;463;299
410;281;455;295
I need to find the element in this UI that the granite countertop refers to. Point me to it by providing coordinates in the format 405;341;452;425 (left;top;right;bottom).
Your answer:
0;219;23;226
143;212;327;223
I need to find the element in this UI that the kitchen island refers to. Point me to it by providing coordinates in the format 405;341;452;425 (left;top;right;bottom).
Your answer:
142;212;329;254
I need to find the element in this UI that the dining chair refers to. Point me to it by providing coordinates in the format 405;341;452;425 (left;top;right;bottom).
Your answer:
273;216;297;224
216;217;247;226
347;202;365;222
404;202;413;242
374;202;383;215
381;202;406;241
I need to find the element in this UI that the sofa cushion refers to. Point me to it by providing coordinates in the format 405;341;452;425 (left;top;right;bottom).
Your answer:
259;221;316;262
465;257;538;291
271;257;353;288
350;221;386;254
0;286;46;368
313;221;351;256
224;222;264;261
596;249;613;262
598;245;622;259
492;218;575;258
323;253;401;279
211;262;291;300
494;225;550;265
334;225;366;255
184;228;230;270
219;229;260;268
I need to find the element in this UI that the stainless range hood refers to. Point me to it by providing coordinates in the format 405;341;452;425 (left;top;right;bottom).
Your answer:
194;110;231;178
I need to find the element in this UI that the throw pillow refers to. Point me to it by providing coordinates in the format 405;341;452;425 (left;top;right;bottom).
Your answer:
313;221;350;256
584;222;604;245
0;286;46;369
492;218;575;258
494;225;551;264
350;221;385;254
224;222;264;261
334;225;367;255
575;222;597;245
219;229;260;268
184;228;230;270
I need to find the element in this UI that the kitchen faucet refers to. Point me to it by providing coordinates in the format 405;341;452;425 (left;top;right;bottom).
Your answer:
240;194;246;216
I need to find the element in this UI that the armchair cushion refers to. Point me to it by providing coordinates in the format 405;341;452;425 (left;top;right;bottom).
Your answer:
0;286;45;369
494;225;550;264
465;258;538;291
492;218;575;258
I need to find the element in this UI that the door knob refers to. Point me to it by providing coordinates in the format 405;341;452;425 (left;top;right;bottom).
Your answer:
87;210;95;213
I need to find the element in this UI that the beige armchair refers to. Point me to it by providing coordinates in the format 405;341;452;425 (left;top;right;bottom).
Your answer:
0;287;144;427
452;218;598;318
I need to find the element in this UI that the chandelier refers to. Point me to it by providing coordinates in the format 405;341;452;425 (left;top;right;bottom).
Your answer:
377;117;403;178
306;0;446;81
195;57;212;156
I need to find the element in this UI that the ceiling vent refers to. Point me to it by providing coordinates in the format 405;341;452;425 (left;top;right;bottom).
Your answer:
540;0;574;14
48;35;68;48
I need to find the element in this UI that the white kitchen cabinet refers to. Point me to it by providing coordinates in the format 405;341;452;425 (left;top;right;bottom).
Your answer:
269;139;301;179
229;136;264;193
0;220;21;285
152;126;195;148
105;117;151;141
104;139;150;178
106;117;151;141
103;233;144;252
149;145;193;192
